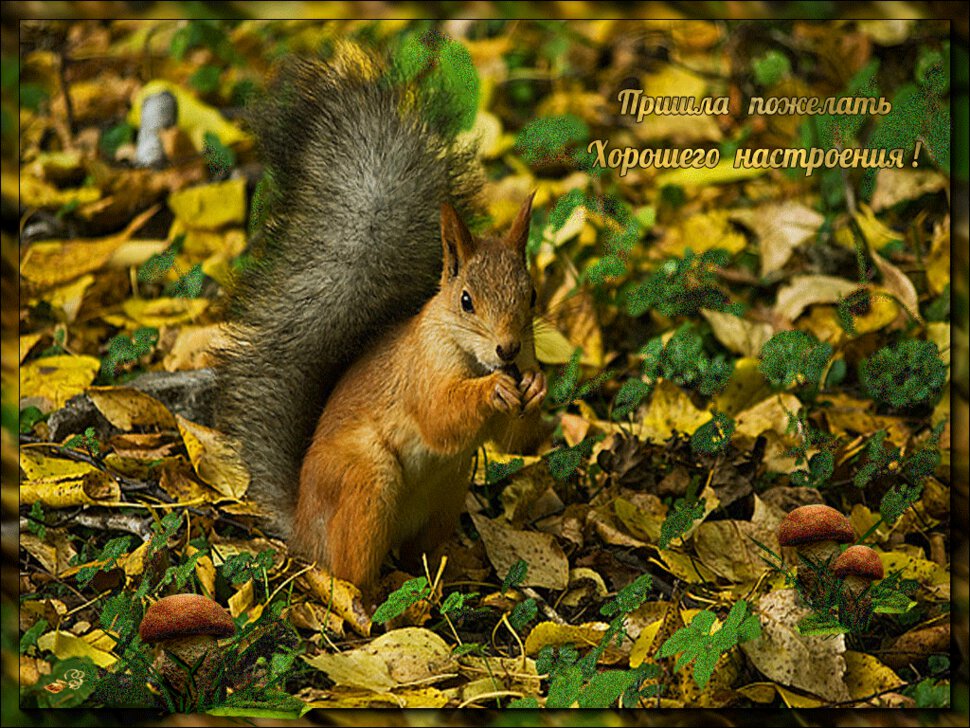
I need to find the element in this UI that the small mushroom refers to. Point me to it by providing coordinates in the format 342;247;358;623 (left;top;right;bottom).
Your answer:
833;545;884;627
777;504;854;603
139;593;235;702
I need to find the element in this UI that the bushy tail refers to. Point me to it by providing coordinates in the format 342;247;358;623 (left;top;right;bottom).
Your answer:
214;52;481;537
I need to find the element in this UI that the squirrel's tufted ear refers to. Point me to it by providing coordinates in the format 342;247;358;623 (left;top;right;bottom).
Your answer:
505;192;535;257
440;203;475;279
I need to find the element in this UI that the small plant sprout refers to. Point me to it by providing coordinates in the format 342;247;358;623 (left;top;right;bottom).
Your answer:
832;545;884;628
777;505;854;602
139;594;236;704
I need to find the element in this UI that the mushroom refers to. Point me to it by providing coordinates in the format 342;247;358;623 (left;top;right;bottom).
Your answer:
777;504;854;603
139;594;236;702
833;545;884;627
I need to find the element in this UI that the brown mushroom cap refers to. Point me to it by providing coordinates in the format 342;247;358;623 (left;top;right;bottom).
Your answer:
777;505;854;547
832;545;884;580
139;594;235;643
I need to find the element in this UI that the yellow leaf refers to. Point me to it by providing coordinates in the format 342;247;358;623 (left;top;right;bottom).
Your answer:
925;222;949;296
37;630;116;668
86;387;177;431
471;512;569;589
129;79;249;151
20;175;101;210
302;567;372;638
637;379;712;442
629;619;663;668
21;206;159;288
20;355;101;410
36;275;95;323
660;210;746;258
870;168;947;211
20;529;77;576
121;297;209;328
533;320;577;365
844;651;903;700
734;393;801;440
634;65;722;144
20;334;43;363
524;621;609;656
774;275;859;322
854;203;902;251
879;549;948;587
655;160;765;188
653;548;719;584
119;541;149;578
176;415;249;501
614;495;666;544
701;310;773;358
712;357;773;416
776;684;824;708
228;579;254;619
168;178;247;230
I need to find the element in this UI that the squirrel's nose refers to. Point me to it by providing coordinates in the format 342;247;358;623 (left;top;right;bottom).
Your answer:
496;342;521;362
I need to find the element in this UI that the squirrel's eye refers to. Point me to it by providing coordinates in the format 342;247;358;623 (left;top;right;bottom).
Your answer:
530;288;537;307
460;290;474;313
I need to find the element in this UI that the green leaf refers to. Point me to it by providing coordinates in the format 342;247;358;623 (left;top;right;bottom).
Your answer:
752;49;791;86
515;114;589;165
545;664;584;708
372;577;431;624
601;574;652;617
760;330;832;390
550;348;582;405
860;339;947;409
691;413;735;455
189;64;221;94
509;598;538;631
100;122;135;159
547;444;582;480
659;497;705;549
20;619;48;653
502;559;528;595
203;130;236;176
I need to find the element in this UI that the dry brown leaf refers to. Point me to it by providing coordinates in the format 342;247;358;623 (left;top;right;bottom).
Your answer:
470;512;569;589
741;589;850;702
775;275;860;322
731;202;823;276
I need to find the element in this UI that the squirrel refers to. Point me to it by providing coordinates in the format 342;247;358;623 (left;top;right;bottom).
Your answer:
214;50;547;591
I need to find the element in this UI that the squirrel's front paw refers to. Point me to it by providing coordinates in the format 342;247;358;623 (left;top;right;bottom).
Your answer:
489;371;522;413
518;370;547;414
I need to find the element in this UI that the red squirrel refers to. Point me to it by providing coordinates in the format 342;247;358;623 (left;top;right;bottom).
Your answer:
215;50;546;591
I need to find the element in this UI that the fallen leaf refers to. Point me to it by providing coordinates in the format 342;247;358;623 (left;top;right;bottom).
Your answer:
524;621;610;656
741;589;850;703
774;275;859;322
701;309;774;358
20;355;102;410
637;379;712;441
168;178;247;230
86;387;177;431
844;650;903;700
470;512;569;589
731;202;823;276
176;415;249;500
870;168;947;211
37;630;117;668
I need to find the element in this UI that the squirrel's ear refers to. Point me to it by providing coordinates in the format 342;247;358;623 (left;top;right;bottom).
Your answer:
440;202;475;278
505;191;535;257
